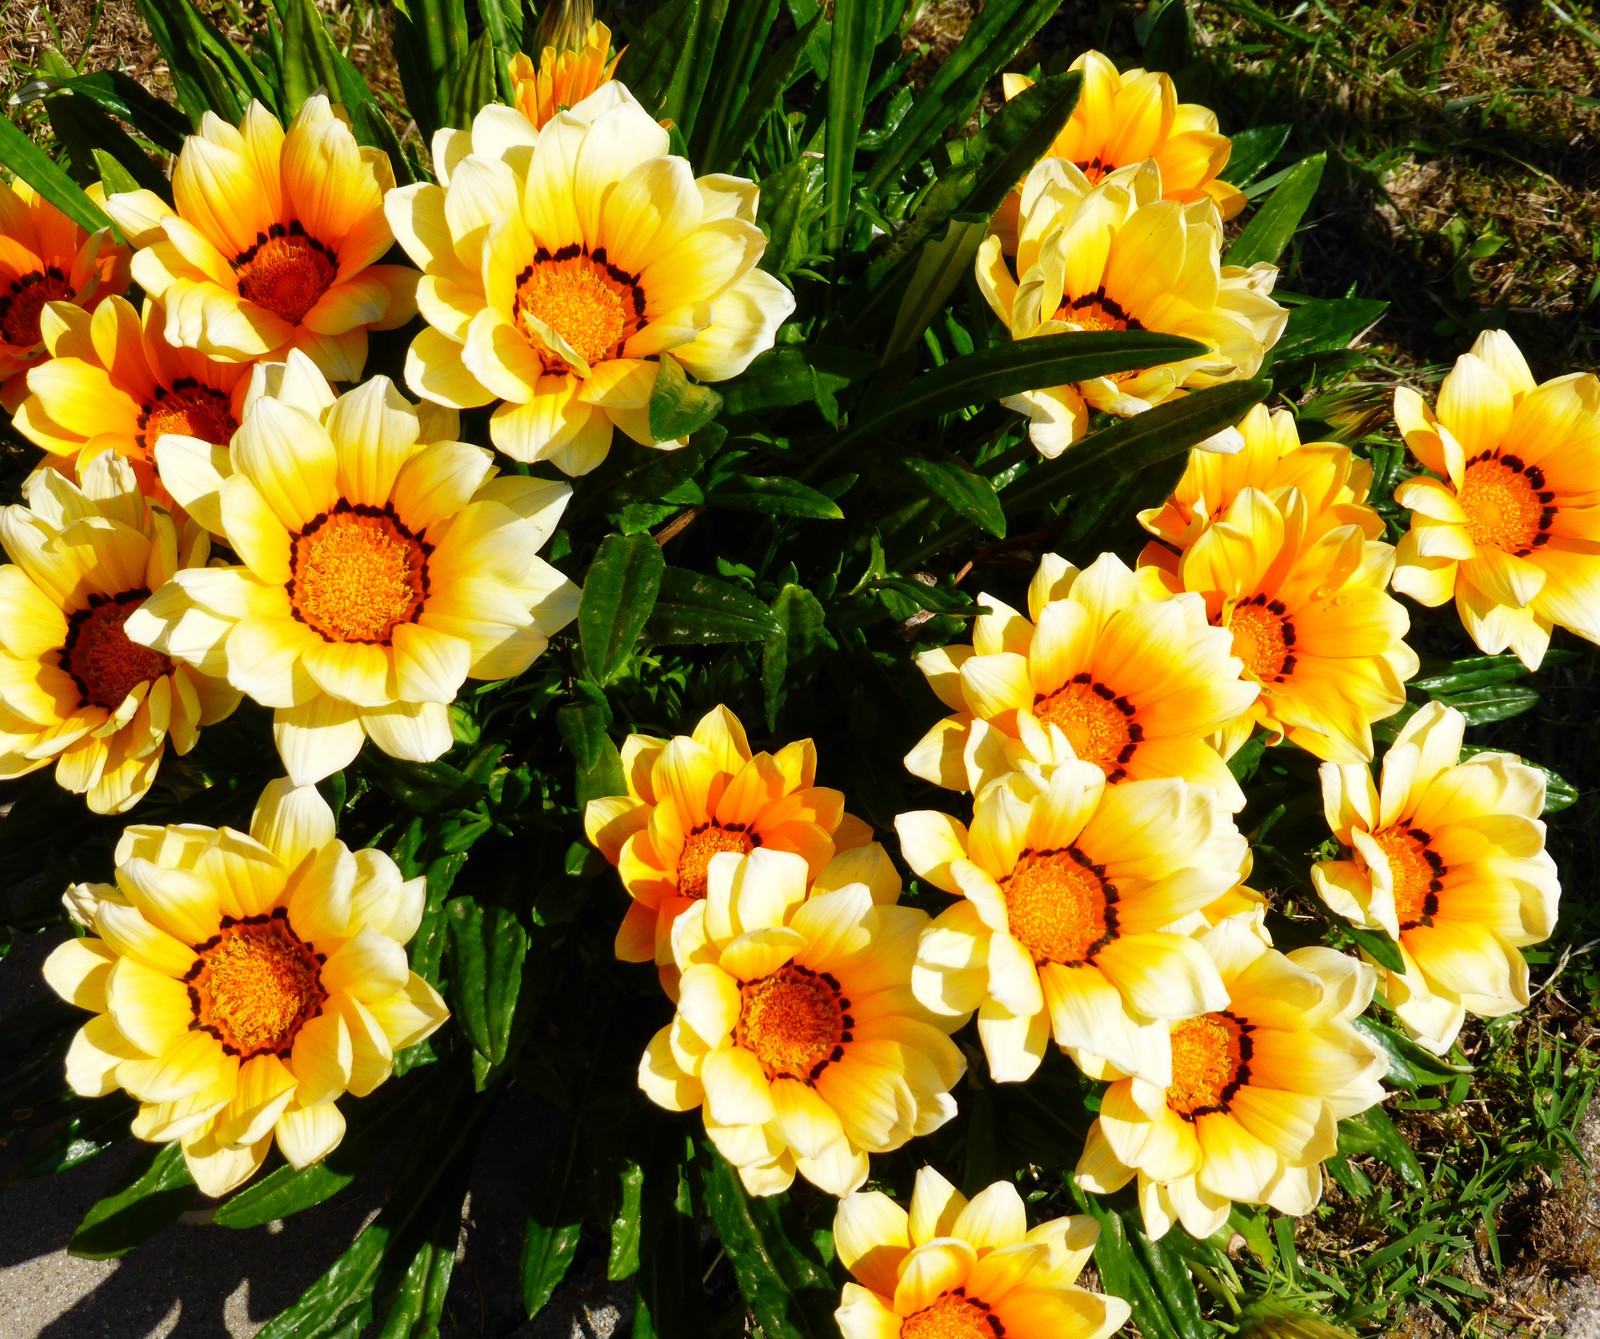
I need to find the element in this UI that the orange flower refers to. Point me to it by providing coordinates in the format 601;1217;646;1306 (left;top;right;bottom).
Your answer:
510;21;622;129
584;705;866;985
0;179;129;409
13;295;250;507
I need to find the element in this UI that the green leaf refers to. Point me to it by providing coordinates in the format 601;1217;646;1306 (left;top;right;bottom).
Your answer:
1342;921;1407;974
69;1141;196;1259
1219;124;1292;186
903;456;1006;538
46;92;172;196
719;344;876;421
708;475;845;520
16;1092;137;1178
1225;153;1326;267
391;0;469;141
1338;1107;1426;1190
869;575;977;616
473;0;524;103
648;353;724;442
446;899;529;1071
1002;378;1273;514
710;11;820;175
579;533;666;684
881;219;988;359
0;114;112;233
608;1160;646;1281
701;1149;834;1339
643;568;780;644
1269;297;1388;362
281;0;347;113
557;701;626;806
1351;1016;1472;1088
442;32;501;131
834;331;1208;454
824;0;880;246
1069;1193;1184;1339
634;1141;708;1337
133;0;274;120
521;1121;585;1318
690;0;780;168
90;148;144;196
1428;682;1540;725
862;0;1060;196
1410;651;1563;694
10;71;189;152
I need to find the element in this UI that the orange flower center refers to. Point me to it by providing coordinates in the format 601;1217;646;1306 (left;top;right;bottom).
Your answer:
1228;595;1296;683
1167;1012;1251;1119
1364;825;1444;930
1034;674;1141;779
234;223;338;325
1458;453;1552;556
1001;846;1117;965
676;822;755;899
138;380;239;459
900;1292;1000;1339
1054;285;1143;333
288;502;429;644
0;265;73;348
515;245;646;373
188;909;327;1058
735;963;850;1082
60;591;172;710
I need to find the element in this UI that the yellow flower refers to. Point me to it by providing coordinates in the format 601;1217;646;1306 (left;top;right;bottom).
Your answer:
906;552;1256;809
123;372;577;784
0;456;238;813
510;20;622;130
1138;403;1383;574
1077;916;1387;1240
994;51;1245;251
1391;330;1600;670
0;178;130;409
976;159;1285;458
1312;700;1559;1054
586;704;866;984
384;84;794;474
898;763;1246;1088
638;847;965;1197
1155;485;1418;763
833;1166;1130;1339
42;777;449;1196
13;295;250;508
105;96;417;382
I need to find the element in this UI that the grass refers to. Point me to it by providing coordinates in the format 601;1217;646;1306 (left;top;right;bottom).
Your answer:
2;1;1598;1334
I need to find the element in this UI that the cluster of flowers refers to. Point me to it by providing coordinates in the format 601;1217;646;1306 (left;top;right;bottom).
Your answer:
0;21;1589;1330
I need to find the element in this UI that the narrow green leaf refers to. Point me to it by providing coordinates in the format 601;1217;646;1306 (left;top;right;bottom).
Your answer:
1219;123;1291;187
391;0;469;142
882;219;987;359
47;94;171;196
707;475;844;520
608;1161;646;1281
1069;1194;1183;1339
1337;1107;1426;1190
1002;378;1272;514
521;1121;585;1317
281;0;347;113
442;32;501;131
701;1149;833;1339
1428;681;1539;725
1269;296;1388;362
903;456;1006;538
557;701;626;806
446;900;529;1071
1342;921;1407;974
473;0;523;103
648;353;724;442
89;147;144;196
691;0;780;167
69;1142;196;1259
622;0;699;119
1134;1229;1213;1339
835;331;1208;454
825;0;879;246
0;114;111;233
10;71;189;152
711;12;820;174
1225;153;1326;267
643;568;780;644
579;533;666;683
16;1092;136;1178
862;0;1060;196
1410;651;1563;694
719;344;876;419
1351;1016;1472;1088
868;575;976;615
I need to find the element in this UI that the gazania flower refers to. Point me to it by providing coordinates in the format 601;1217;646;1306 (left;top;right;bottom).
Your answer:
13;295;249;505
0;178;129;409
1154;485;1418;763
1312;701;1559;1054
42;777;449;1195
1391;330;1600;670
906;551;1256;808
510;20;621;129
585;704;864;982
898;763;1245;1087
104;96;417;382
1138;403;1383;574
385;83;794;474
1077;916;1387;1240
834;1167;1130;1339
993;51;1245;251
0;456;238;813
638;847;965;1196
976;159;1285;458
124;374;577;784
